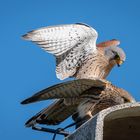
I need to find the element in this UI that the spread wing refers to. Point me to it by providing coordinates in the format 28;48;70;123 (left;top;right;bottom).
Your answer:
21;79;108;104
25;99;77;127
22;23;98;80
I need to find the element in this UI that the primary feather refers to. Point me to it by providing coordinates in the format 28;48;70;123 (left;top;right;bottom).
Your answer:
22;23;98;80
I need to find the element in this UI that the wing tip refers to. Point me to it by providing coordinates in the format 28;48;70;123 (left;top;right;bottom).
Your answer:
25;117;37;127
21;33;31;40
22;29;35;40
22;34;28;40
21;97;35;104
21;99;30;104
75;22;91;27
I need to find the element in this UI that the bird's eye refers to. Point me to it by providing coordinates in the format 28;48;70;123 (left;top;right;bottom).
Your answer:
112;51;120;60
115;54;120;60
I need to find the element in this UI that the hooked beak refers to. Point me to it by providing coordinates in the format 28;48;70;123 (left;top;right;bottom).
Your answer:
116;60;124;67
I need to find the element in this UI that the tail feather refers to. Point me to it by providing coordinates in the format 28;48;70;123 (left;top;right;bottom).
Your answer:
25;99;77;127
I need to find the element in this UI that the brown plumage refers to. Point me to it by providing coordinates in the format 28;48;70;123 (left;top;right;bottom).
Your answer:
22;23;125;80
21;79;135;128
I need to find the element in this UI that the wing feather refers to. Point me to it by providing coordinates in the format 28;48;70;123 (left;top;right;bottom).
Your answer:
21;79;107;104
22;23;98;80
22;24;97;56
25;99;77;127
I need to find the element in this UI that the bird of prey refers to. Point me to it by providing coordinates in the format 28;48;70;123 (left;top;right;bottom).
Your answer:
22;23;125;80
21;79;135;128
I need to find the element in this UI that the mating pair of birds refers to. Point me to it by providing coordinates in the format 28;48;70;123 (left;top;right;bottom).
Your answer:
21;23;135;130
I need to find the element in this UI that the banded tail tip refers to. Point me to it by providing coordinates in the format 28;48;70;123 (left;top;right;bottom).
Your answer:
25;121;33;127
25;117;36;127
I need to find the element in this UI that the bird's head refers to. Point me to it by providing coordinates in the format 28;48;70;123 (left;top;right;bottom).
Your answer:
105;45;126;67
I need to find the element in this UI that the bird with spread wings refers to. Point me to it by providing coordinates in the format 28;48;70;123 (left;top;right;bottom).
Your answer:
22;23;125;80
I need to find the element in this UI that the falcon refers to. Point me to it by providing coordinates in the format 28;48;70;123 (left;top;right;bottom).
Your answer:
21;79;135;128
22;23;125;80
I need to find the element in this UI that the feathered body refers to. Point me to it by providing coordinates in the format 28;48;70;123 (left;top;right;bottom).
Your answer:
21;23;129;129
21;79;135;128
22;23;126;80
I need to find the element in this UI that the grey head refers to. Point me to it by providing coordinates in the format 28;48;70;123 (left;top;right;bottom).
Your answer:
104;46;126;66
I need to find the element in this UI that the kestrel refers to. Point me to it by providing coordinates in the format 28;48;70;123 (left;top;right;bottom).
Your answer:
21;79;135;128
22;23;125;80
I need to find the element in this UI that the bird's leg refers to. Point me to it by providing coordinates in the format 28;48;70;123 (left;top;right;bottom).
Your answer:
74;112;93;129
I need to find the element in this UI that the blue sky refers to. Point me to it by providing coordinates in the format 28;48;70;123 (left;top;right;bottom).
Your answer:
1;0;140;139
